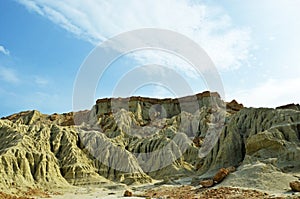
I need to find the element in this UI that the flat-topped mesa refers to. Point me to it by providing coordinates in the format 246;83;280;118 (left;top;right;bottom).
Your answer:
96;91;221;104
1;91;242;127
94;91;224;119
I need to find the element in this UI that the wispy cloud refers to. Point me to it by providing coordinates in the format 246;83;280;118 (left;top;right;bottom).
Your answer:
34;76;49;86
0;66;20;84
17;0;44;15
231;77;300;108
17;0;252;75
0;45;10;55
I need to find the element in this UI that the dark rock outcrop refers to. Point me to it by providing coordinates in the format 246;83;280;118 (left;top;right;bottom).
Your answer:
276;103;300;111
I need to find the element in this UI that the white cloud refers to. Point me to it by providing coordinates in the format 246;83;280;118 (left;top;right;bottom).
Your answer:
0;66;20;84
17;0;44;15
232;78;300;108
34;76;49;86
0;45;10;55
17;0;252;74
133;83;176;99
131;50;200;79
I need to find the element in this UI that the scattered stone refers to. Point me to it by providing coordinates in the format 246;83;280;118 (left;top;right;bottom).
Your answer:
124;190;133;197
0;191;34;199
290;181;300;192
213;168;229;183
226;166;236;173
146;186;280;199
197;187;279;199
200;179;214;188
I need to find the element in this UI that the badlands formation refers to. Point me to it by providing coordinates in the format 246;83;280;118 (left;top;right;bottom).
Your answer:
0;91;299;198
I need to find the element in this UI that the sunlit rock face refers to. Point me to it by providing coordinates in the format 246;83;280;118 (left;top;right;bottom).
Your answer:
1;91;299;192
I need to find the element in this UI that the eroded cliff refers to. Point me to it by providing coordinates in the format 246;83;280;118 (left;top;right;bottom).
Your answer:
0;91;299;193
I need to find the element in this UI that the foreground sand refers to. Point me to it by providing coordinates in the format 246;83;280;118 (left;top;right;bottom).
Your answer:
47;186;300;199
2;183;300;199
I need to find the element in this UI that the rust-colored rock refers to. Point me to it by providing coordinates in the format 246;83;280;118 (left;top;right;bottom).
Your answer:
193;137;204;147
200;179;214;188
124;190;133;197
226;100;243;112
213;168;229;183
0;191;34;199
290;181;300;192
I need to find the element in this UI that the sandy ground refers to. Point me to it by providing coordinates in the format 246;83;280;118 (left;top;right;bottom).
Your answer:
46;187;141;199
2;178;300;199
45;187;300;199
2;185;300;199
43;183;152;199
45;181;300;199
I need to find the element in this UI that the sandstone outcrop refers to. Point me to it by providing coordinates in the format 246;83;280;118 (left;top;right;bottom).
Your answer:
213;168;229;183
196;107;300;191
0;91;299;194
200;179;214;188
290;181;300;192
123;190;133;197
276;103;300;111
226;100;244;113
197;107;300;172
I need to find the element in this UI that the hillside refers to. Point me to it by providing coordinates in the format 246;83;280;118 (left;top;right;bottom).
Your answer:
0;91;299;198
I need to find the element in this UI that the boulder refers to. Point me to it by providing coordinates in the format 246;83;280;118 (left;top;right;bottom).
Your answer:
213;168;229;183
290;181;300;192
124;190;133;197
200;179;214;188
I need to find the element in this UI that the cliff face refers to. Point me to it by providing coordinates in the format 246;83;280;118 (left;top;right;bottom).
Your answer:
93;91;224;121
198;108;300;172
0;91;299;192
197;107;300;191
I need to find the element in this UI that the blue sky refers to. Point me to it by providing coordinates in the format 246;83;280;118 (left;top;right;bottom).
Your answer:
0;0;300;116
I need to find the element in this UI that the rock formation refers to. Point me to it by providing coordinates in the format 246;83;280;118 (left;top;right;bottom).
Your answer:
0;91;299;193
290;181;300;192
196;107;300;191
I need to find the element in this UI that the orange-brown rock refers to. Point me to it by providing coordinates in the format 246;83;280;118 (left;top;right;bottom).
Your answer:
200;179;214;188
0;191;34;199
193;137;204;147
213;168;229;183
226;100;243;112
124;190;133;197
290;181;300;192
